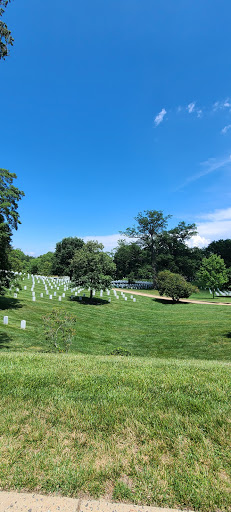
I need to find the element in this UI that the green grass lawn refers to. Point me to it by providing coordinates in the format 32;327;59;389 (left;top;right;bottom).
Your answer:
0;278;231;511
0;280;231;360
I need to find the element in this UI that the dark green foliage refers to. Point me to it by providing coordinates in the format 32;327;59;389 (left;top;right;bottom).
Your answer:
205;239;231;268
110;347;132;356
114;240;148;279
120;211;198;286
29;252;54;276
0;0;14;60
196;254;228;298
157;270;196;302
0;169;24;230
52;237;84;276
121;210;172;286
8;248;31;273
71;240;116;299
0;170;24;293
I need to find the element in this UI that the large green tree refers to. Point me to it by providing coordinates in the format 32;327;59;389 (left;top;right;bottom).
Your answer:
0;0;14;60
52;237;84;276
113;240;149;280
71;241;116;301
196;254;228;298
0;169;24;293
156;222;200;280
121;210;171;286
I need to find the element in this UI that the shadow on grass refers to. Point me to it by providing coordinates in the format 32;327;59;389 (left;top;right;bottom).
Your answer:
224;332;231;339
0;297;23;311
0;331;11;349
68;296;109;306
153;298;192;305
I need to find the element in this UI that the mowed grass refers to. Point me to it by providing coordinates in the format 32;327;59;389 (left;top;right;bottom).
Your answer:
0;279;231;360
0;278;231;511
0;353;230;512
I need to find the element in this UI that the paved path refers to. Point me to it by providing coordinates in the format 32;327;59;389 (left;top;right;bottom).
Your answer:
113;289;231;306
0;492;192;512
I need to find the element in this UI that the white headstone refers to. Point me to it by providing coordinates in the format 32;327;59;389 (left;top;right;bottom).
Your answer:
24;286;27;290
133;298;136;302
58;296;62;301
21;320;26;329
124;297;127;301
40;293;43;298
108;298;111;303
14;293;17;298
32;296;36;301
54;292;56;296
49;295;52;299
3;316;8;325
62;293;65;297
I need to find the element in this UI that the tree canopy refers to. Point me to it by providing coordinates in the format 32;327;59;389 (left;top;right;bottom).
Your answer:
0;169;24;294
196;254;228;298
205;239;231;269
52;237;84;276
0;0;14;60
157;270;195;302
120;210;197;286
71;241;116;300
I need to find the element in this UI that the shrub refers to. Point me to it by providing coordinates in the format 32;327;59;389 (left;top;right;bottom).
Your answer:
157;270;196;302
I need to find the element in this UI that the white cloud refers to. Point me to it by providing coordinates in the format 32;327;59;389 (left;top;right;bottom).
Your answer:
187;102;196;113
154;108;167;126
186;235;210;248
213;99;231;111
199;207;231;222
187;207;231;248
197;109;202;118
221;124;231;134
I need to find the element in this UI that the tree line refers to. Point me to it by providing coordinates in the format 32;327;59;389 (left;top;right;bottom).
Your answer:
0;169;231;299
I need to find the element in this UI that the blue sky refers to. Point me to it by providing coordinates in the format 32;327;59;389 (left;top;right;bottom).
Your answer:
1;0;231;255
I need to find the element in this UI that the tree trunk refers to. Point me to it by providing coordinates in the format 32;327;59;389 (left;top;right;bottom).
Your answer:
90;289;93;301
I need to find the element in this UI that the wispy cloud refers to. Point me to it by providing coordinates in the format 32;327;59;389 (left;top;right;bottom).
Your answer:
154;108;167;126
199;207;231;222
187;102;196;114
221;124;231;134
177;155;231;190
213;99;231;111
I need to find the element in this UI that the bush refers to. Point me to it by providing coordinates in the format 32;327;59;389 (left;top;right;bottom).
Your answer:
157;270;196;302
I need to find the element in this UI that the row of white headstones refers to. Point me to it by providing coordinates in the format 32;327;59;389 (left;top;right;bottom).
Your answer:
3;273;137;328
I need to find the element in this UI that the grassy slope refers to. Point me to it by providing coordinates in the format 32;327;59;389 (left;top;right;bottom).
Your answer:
0;283;231;360
0;279;231;511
